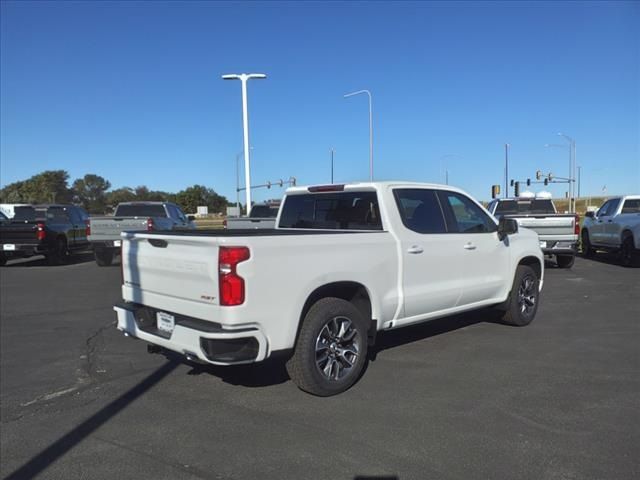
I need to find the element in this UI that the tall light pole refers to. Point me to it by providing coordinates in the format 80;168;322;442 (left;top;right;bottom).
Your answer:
558;133;576;213
577;165;581;199
235;147;253;213
222;73;266;215
504;143;510;198
330;148;335;184
344;90;373;181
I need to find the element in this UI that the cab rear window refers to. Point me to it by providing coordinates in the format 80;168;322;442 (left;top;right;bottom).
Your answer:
278;192;382;230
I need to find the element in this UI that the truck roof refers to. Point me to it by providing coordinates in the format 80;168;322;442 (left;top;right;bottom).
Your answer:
117;201;172;205
285;181;469;195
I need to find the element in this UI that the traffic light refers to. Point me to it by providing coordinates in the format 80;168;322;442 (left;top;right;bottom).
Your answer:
536;170;542;180
278;179;284;187
267;181;271;189
526;179;531;186
514;181;520;197
491;185;501;199
544;178;549;186
510;179;514;187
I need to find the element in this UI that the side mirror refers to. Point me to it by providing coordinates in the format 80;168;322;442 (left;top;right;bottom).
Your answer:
187;215;196;222
498;217;518;240
584;211;595;219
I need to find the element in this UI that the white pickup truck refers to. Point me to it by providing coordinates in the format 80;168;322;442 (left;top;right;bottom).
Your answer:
114;182;544;396
582;195;640;267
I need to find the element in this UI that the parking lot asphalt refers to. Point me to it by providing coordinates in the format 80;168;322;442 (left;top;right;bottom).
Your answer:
1;253;639;480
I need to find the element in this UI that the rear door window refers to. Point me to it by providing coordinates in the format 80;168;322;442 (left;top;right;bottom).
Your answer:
621;199;640;214
393;189;447;234
279;192;382;230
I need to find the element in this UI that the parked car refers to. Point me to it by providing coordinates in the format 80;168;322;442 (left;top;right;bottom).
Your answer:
487;194;579;268
581;195;640;267
0;204;89;266
114;182;544;396
224;203;280;229
88;201;196;266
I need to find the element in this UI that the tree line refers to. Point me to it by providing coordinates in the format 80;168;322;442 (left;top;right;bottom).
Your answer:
0;170;231;214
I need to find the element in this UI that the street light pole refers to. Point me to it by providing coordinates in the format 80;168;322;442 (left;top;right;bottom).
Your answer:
222;73;266;215
504;143;510;198
235;147;253;213
330;148;335;184
344;90;373;181
558;133;576;212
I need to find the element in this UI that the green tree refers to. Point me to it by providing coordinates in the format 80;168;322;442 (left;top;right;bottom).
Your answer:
105;187;136;206
0;170;72;203
73;174;111;213
175;185;229;214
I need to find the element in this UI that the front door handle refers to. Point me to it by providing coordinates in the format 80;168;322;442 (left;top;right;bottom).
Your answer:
464;243;477;250
407;245;424;254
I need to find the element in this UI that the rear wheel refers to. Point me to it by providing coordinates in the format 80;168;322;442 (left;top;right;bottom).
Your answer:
620;235;640;268
556;254;575;269
46;237;68;265
581;229;595;257
94;249;114;267
499;265;540;327
286;297;368;396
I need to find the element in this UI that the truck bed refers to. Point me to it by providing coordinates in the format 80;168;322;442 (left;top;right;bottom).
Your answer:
142;228;380;237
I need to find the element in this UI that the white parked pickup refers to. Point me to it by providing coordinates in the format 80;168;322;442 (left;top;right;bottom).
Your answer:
114;182;544;396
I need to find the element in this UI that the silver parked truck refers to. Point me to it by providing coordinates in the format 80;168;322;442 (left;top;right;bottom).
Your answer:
487;195;579;268
88;202;195;266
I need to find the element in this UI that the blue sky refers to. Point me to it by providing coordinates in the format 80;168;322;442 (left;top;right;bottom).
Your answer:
1;1;638;203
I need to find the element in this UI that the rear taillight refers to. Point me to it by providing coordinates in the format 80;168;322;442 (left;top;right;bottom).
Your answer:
219;246;250;306
85;219;91;237
147;218;154;231
36;222;46;241
574;214;580;235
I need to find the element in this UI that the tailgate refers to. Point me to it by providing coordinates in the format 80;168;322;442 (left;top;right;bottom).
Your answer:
0;223;38;244
89;217;149;241
507;215;576;237
122;233;222;307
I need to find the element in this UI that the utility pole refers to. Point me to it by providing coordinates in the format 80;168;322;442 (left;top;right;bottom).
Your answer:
504;143;510;198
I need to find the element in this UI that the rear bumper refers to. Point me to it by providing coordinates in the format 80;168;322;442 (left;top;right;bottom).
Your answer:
1;243;50;257
113;301;269;365
90;240;122;251
541;241;578;256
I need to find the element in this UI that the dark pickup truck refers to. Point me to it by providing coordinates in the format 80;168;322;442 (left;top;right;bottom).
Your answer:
0;204;90;266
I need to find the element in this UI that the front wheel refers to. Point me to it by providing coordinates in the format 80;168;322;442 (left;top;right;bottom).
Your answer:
620;236;640;268
499;265;540;327
581;229;595;257
286;297;369;396
556;254;575;269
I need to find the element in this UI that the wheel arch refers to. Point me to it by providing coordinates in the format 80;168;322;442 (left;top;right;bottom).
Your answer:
518;255;542;281
296;281;376;348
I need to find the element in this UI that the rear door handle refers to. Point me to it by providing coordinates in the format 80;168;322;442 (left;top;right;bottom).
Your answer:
407;246;424;254
464;243;477;250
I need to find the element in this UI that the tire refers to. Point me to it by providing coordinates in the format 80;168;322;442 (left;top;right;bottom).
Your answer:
46;237;68;266
581;229;595;258
94;250;114;267
0;254;6;266
286;297;369;396
556;254;575;269
620;235;640;268
499;265;540;327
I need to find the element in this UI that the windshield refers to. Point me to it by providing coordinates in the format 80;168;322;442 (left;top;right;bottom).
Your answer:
115;204;167;217
494;199;556;215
